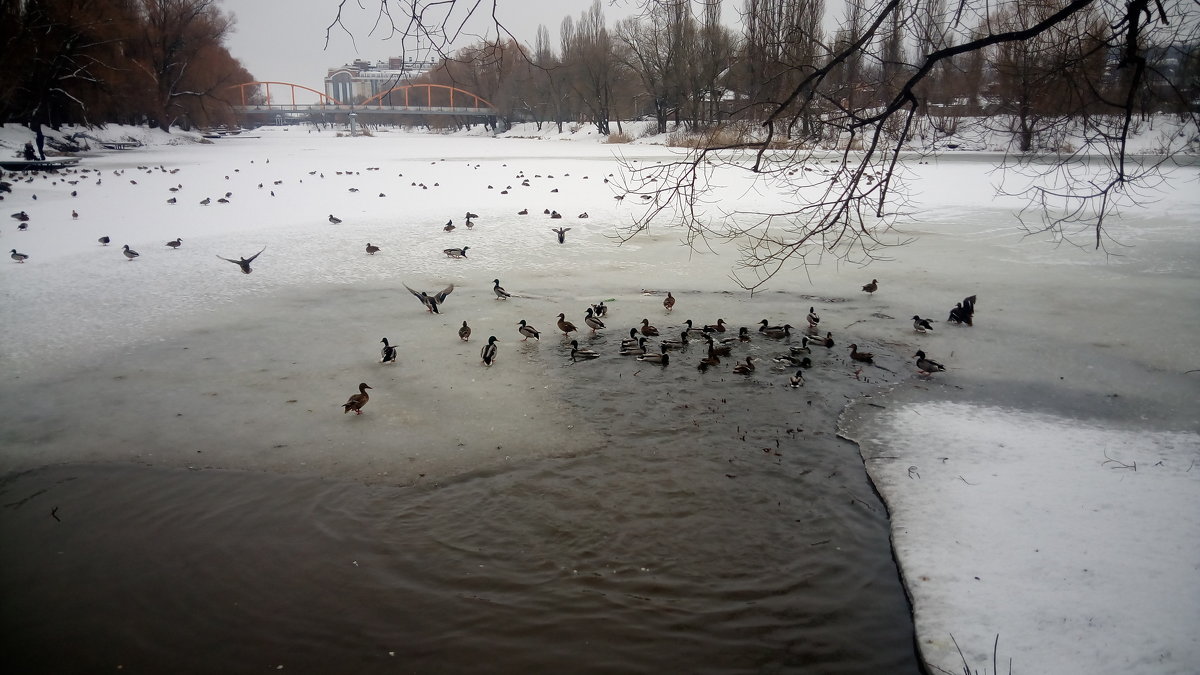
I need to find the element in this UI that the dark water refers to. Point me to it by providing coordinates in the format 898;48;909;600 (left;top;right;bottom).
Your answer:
1;337;920;674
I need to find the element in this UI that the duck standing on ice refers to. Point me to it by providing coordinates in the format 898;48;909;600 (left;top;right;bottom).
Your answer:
342;383;372;414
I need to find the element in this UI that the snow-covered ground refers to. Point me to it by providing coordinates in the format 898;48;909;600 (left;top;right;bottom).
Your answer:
2;121;1198;673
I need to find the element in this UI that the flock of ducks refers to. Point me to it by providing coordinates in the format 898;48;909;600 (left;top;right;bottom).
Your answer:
345;281;977;416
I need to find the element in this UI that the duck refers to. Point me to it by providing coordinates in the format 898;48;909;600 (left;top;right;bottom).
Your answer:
122;244;140;260
551;226;571;243
849;344;874;363
636;344;670;365
10;249;29;263
682;319;707;335
697;355;721;372
11;211;29;222
619;337;649;355
556;313;578;337
639;318;660;337
819;331;835;348
788;369;806;387
404;283;454;313
443;246;469;258
862;278;879;293
592;301;607;318
703;318;727;333
732;356;756;375
759;319;783;333
761;323;793;339
518;208;529;215
570;339;600;360
584;307;605;332
620;327;641;349
166;197;177;204
216;247;265;274
98;236;110;246
948;295;977;326
736;326;752;342
912;315;934;333
480;336;500;366
328;214;344;225
459;321;472;341
789;338;812;354
704;336;732;357
166;238;182;249
914;350;946;375
774;354;812;368
492;278;512;299
660;331;690;351
443;219;455;231
465;211;479;219
806;306;820;328
518;319;541;341
663;291;675;312
379;338;398;363
341;382;372;414
366;242;381;255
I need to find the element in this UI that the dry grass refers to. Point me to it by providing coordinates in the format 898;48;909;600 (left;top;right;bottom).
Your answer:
605;131;633;144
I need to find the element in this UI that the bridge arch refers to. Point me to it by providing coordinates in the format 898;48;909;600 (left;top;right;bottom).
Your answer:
361;84;495;111
231;82;342;107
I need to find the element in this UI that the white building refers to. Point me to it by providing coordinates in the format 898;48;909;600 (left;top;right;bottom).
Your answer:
324;57;439;104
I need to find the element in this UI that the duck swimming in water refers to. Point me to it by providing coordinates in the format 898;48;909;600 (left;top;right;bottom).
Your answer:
761;324;793;339
636;344;670;365
619;337;649;355
660;331;689;351
731;356;756;375
663;292;675;312
639;318;660;337
342;383;372;414
570;340;600;360
379;338;397;363
788;369;806;387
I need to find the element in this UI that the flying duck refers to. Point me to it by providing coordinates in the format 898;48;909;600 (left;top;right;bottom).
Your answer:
216;247;265;274
342;383;372;414
637;344;670;365
481;336;499;365
10;249;29;263
732;356;756;375
584;307;605;332
122;244;140;260
98;236;110;246
570;339;600;360
913;350;946;375
518;319;541;341
443;246;469;258
849;344;874;363
663;292;675;312
619;337;649;355
379;338;397;363
459;321;472;341
788;369;806;387
166;238;182;249
639;318;660;337
404;283;454;313
551;226;571;243
366;243;381;255
912;315;934;333
556;313;578;337
862;279;879;293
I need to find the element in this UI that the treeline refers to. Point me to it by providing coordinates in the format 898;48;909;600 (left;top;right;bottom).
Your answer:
407;0;1197;148
0;0;250;131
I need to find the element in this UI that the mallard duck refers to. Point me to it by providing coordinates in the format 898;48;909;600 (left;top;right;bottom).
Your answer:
443;246;469;258
761;324;793;339
556;313;578;337
637;344;670;365
518;319;541;341
806;307;820;327
166;238;182;249
736;326;752;342
774;355;813;369
328;214;342;224
703;319;727;333
217;247;265;274
663;292;675;312
639;318;660;337
481;336;499;365
789;337;811;355
620;328;641;349
660;331;689;351
492;278;512;299
788;369;806;387
98;236;110;246
913;350;946;375
465;211;479;219
122;244;140;260
166;197;177;204
619;337;649;355
584;307;605;332
732;356;756;375
948;295;976;326
459;321;472;341
682;319;707;335
704;336;732;357
518;208;529;215
366;243;381;255
11;211;29;222
443;219;455;231
10;249;29;263
342;383;372;414
849;344;874;363
862;279;878;293
379;338;397;363
912;315;934;333
404;283;454;313
551;226;571;243
592;301;607;318
697;355;721;372
570;340;600;360
759;319;783;333
819;331;835;348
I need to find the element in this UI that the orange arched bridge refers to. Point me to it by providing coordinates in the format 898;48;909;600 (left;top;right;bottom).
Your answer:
229;82;498;117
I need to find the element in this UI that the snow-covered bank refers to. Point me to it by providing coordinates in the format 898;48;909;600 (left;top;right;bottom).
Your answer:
2;124;1198;673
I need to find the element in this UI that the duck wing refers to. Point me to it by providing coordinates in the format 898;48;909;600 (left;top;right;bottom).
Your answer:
433;284;454;303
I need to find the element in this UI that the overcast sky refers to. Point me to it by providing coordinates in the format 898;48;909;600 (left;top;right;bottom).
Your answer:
218;0;644;89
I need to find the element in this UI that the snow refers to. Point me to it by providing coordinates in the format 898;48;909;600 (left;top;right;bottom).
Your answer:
2;120;1199;673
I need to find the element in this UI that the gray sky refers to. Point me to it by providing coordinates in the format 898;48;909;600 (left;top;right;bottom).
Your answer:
219;0;643;89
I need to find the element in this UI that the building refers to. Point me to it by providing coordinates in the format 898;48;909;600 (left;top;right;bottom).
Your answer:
324;57;439;104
